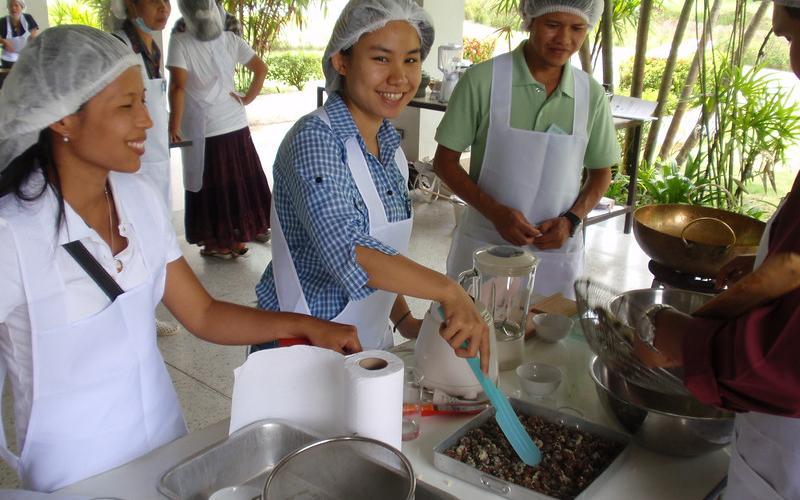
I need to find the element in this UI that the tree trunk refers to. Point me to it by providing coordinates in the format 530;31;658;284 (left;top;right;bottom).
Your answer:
742;0;771;54
620;0;654;173
579;39;592;73
601;0;614;90
657;0;723;160
629;0;654;97
642;0;695;166
675;0;771;164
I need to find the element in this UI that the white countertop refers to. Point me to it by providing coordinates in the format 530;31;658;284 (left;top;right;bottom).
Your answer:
56;329;729;499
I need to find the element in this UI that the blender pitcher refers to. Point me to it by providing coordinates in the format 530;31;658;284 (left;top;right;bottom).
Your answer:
459;246;538;370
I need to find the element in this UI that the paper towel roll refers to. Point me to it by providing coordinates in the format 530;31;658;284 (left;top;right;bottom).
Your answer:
343;350;404;450
229;346;404;450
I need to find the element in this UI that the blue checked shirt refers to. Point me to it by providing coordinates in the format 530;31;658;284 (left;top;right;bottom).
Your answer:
255;93;412;319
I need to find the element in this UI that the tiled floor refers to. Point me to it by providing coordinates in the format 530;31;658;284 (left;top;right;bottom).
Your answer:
0;116;654;490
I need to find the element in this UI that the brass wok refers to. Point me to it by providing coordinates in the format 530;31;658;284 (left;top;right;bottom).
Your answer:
633;204;766;278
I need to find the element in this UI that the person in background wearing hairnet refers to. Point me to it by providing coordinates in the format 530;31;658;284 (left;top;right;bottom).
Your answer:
167;0;271;258
0;25;360;492
0;0;38;69
110;0;181;337
253;0;491;371
434;0;619;300
632;3;800;499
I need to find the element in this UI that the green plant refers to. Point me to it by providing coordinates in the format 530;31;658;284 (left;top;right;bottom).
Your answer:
618;56;694;114
462;37;496;64
48;0;101;27
266;52;322;91
691;59;800;209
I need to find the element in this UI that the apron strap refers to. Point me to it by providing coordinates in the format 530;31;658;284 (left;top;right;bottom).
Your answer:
62;241;124;302
572;69;590;137
489;52;513;127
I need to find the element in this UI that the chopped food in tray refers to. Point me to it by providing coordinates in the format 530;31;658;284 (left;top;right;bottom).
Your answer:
444;415;625;500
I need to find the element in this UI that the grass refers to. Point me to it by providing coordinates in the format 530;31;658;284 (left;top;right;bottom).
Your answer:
742;167;798;214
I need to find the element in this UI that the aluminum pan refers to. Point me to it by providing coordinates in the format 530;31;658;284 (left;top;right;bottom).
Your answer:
433;399;632;500
159;419;459;500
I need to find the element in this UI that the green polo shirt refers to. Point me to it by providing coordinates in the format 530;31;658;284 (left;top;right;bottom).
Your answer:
435;42;621;184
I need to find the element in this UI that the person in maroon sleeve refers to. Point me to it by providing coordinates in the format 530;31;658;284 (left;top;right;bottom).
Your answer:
633;3;800;498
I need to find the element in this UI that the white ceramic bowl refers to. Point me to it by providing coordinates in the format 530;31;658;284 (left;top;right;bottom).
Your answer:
532;313;574;342
516;362;562;398
208;485;262;500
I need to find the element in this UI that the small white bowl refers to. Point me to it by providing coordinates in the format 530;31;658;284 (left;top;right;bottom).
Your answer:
532;313;574;342
209;485;262;500
516;362;562;398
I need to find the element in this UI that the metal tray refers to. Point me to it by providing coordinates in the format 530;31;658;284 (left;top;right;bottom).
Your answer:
433;399;632;500
159;419;459;500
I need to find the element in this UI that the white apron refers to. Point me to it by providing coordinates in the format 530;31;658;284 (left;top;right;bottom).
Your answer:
180;43;236;193
0;177;186;492
724;199;800;500
2;14;30;63
115;31;172;207
446;53;590;299
271;108;413;350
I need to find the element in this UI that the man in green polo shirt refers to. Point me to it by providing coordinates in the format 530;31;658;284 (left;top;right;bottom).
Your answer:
433;0;619;299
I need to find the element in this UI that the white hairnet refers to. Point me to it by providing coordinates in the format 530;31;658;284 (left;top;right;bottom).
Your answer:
110;0;127;20
322;0;435;93
8;0;25;11
0;25;142;173
519;0;604;29
178;0;223;41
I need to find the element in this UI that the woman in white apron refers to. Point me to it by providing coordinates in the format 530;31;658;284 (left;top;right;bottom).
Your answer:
110;0;173;208
167;0;271;259
254;0;491;371
0;0;38;69
632;6;800;494
0;26;360;492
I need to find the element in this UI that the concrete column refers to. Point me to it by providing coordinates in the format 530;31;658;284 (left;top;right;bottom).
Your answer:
392;0;464;163
24;0;48;30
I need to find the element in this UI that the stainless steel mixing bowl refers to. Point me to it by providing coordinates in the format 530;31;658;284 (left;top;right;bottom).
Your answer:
609;288;713;324
590;356;734;457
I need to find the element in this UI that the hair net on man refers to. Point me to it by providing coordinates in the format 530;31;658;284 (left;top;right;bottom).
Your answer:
178;0;224;41
0;25;141;173
519;0;604;29
322;0;435;93
7;0;26;11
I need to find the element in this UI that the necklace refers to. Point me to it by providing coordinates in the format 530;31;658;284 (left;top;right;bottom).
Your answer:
104;185;124;273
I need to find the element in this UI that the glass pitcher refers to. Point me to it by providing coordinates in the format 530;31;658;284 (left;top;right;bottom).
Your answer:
459;246;538;368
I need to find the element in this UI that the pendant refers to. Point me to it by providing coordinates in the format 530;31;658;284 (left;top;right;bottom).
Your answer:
114;259;124;273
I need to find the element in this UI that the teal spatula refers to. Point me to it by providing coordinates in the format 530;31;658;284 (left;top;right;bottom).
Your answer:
461;341;542;466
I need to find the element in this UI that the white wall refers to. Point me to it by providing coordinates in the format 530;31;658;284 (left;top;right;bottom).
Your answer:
25;0;48;30
394;0;465;162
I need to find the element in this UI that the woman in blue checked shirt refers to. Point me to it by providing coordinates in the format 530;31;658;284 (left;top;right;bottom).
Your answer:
255;0;491;371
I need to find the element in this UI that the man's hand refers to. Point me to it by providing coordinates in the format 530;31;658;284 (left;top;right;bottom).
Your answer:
488;204;540;246
169;125;183;144
533;216;572;250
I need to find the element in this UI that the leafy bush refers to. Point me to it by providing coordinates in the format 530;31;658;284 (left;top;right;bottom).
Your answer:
464;0;520;29
266;52;323;91
463;37;496;64
48;0;101;27
618;56;694;114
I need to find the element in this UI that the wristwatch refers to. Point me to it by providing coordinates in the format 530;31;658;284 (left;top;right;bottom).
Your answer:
636;304;674;351
560;210;582;237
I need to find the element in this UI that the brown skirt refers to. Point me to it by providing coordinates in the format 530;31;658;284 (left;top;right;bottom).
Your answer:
184;126;271;248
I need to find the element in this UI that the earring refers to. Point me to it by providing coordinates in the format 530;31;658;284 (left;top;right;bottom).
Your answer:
62;135;69;143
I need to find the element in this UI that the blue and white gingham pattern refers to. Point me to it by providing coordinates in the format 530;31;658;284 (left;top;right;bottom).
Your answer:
255;93;412;319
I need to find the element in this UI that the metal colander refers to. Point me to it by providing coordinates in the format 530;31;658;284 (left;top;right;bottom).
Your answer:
262;436;415;500
574;278;692;396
